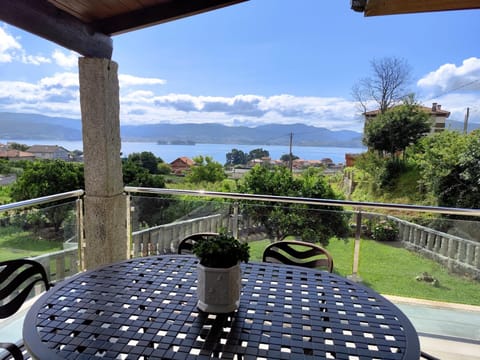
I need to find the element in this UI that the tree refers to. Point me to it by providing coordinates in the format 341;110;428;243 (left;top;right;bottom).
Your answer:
122;160;165;188
11;160;84;201
157;162;172;175
10;160;84;232
409;130;470;196
280;153;299;162
352;57;411;113
363;102;432;158
126;151;162;174
435;132;480;209
8;142;29;151
226;149;248;166
122;157;167;229
247;148;269;161
0;159;13;175
186;155;226;183
238;166;348;244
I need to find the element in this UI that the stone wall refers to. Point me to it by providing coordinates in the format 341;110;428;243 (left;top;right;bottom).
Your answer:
393;216;480;280
131;213;266;257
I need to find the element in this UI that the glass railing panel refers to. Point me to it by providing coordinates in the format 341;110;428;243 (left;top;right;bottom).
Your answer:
346;210;480;307
0;199;81;284
129;190;480;308
130;195;234;256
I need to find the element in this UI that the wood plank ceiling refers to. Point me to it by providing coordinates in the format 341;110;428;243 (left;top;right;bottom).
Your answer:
0;0;248;58
46;0;248;35
1;1;478;58
353;0;480;16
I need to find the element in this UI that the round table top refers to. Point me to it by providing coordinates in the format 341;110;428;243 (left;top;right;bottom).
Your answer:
24;255;420;359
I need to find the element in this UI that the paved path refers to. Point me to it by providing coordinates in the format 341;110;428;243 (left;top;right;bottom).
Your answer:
387;295;480;360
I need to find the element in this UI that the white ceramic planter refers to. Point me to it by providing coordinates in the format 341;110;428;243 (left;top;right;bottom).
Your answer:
196;263;241;313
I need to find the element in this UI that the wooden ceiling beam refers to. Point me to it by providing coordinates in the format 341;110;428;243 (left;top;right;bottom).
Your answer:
365;0;480;16
0;0;112;59
92;0;248;35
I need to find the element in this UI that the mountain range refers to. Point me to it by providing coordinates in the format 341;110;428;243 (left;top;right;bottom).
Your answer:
0;112;364;147
0;112;477;147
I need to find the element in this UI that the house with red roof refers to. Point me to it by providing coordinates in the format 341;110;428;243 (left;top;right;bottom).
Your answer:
170;157;194;175
364;102;451;134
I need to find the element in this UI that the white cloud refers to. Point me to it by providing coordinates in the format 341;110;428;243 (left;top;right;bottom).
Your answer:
21;54;51;65
417;57;480;93
0;26;51;65
39;72;79;88
0;74;80;118
119;91;361;131
119;74;166;87
52;49;78;68
0;26;21;62
3;63;479;132
416;57;480;125
422;93;479;123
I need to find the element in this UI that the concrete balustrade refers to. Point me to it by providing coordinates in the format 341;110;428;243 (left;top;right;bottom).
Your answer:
130;212;266;257
394;217;480;279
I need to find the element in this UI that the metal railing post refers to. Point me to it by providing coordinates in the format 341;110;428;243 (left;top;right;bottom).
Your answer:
351;209;362;282
76;197;85;271
126;194;132;258
232;202;239;239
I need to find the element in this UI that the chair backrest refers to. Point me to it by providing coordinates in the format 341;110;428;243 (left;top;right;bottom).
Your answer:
262;240;334;272
0;259;51;319
177;232;219;254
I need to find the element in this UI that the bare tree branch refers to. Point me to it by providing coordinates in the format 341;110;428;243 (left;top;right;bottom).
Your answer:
352;56;412;114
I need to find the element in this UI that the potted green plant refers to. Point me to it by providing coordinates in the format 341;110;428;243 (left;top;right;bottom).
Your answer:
192;232;250;313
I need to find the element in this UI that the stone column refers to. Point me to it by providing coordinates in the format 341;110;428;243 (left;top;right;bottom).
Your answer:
78;57;129;269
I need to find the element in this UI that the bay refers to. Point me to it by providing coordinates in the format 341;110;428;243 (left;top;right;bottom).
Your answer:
1;139;365;165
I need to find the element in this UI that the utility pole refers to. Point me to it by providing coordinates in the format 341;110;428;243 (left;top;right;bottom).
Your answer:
463;107;470;134
289;132;293;173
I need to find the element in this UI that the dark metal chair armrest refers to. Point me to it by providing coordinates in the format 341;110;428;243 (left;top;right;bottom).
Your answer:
420;350;440;360
0;342;23;360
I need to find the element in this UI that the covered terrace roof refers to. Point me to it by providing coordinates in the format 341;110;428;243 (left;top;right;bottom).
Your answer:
2;1;479;59
0;0;248;58
352;0;480;16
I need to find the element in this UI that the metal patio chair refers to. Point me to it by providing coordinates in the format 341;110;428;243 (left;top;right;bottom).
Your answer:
0;259;51;360
262;240;334;272
177;232;219;255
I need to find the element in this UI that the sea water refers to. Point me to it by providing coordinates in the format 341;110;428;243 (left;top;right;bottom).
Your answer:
0;139;365;165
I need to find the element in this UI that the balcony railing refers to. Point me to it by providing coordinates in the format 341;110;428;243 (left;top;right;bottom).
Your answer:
1;187;479;301
0;190;84;291
1;187;480;357
126;187;480;281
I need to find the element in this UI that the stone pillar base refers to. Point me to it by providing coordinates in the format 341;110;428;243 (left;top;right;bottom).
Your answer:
84;194;129;269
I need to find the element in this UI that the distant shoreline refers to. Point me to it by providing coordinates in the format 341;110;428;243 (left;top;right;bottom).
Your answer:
0;139;366;164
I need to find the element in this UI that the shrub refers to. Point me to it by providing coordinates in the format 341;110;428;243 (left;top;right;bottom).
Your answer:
372;219;398;241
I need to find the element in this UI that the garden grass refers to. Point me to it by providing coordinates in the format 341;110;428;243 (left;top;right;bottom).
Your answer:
247;237;480;306
0;226;62;261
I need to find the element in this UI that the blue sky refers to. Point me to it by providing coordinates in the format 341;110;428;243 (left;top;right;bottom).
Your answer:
0;0;479;132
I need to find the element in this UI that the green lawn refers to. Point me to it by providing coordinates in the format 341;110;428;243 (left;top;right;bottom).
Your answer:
0;226;62;261
248;238;480;306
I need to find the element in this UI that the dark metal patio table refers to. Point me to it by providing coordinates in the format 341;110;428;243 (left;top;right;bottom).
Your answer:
23;255;420;359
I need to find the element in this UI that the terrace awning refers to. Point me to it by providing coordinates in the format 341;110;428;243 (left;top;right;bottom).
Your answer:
0;0;248;58
352;0;480;16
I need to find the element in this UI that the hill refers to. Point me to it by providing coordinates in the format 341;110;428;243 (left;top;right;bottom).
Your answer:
120;123;363;146
2;111;476;146
0;112;82;140
0;112;364;147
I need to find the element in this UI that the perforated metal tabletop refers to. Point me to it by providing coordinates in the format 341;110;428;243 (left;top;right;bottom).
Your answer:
23;255;420;359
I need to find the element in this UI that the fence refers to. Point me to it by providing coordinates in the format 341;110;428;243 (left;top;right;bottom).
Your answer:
395;217;480;279
131;209;268;258
132;214;231;257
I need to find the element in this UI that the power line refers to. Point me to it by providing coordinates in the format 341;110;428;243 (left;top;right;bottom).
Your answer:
423;79;480;101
